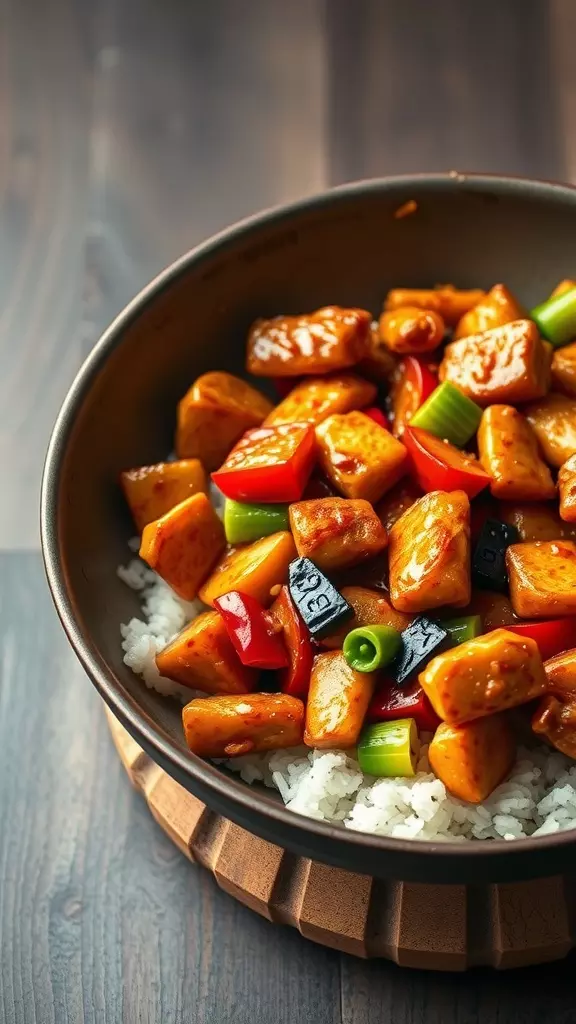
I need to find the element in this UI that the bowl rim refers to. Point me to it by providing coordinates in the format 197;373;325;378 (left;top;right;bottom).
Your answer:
41;171;576;866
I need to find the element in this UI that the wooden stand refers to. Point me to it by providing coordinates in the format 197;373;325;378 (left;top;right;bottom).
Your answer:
106;709;576;971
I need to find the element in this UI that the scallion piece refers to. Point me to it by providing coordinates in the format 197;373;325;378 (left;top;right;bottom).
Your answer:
357;719;418;777
410;381;482;446
442;614;483;646
531;286;576;348
343;624;402;673
224;499;290;544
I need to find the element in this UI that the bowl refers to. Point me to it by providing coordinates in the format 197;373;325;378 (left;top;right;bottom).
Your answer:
42;173;576;884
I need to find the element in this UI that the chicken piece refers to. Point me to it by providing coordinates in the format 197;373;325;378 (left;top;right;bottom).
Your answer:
551;279;576;298
388;490;470;613
559;454;576;522
378;306;445;354
420;628;546;725
121;459;208;533
544;648;576;699
428;716;515;803
477;405;555;500
176;371;273;471
463;590;517;629
439;319;551;406
247;306;372;376
304;650;376;748
264;373;376;427
532;695;576;760
498;501;576;542
289;498;388;573
356;323;398;383
376;478;422;532
199;531;296;607
552;341;576;397
453;283;524;340
156;611;257;694
506;540;576;617
140;492;225;601
384;285;486;326
525;393;576;468
320;586;413;650
182;692;305;758
316;410;408;503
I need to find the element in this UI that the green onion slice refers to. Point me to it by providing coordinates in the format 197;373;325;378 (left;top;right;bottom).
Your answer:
357;719;419;778
343;625;402;673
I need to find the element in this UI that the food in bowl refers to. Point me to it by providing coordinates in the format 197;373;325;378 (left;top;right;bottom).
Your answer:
118;280;576;842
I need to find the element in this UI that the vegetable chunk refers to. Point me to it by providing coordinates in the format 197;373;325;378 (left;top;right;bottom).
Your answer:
378;306;445;354
477;405;556;500
384;286;485;326
506;540;576;618
264;373;376;426
320;586;412;649
389;356;437;438
247;306;372;376
156;611;257;693
439;319;551;406
316;410;408;503
199;531;296;607
388;490;471;613
428;716;515;803
212;422;316;502
121;459;207;532
559;454;576;522
140;492;225;601
525;393;576;468
419;628;546;725
182;692;305;757
453;283;524;340
304;650;376;748
289;497;388;572
551;341;576;396
176;371;272;470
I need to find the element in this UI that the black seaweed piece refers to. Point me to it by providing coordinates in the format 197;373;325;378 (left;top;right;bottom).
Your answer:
472;518;519;592
390;616;448;686
288;557;353;639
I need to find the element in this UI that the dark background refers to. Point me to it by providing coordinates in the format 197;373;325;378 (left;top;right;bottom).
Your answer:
1;1;576;1020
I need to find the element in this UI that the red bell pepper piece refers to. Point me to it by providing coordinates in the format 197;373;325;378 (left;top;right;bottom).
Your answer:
504;618;576;662
363;406;391;431
367;678;441;732
269;585;314;697
214;590;289;669
212;422;316;502
390;355;437;437
403;426;491;498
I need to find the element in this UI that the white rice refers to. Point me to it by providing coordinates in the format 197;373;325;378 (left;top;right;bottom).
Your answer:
119;552;576;843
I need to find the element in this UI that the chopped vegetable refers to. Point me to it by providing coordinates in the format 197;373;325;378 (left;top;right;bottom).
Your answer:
264;373;376;427
390;616;448;686
504;618;576;662
525;392;576;468
559;454;576;522
428;716;516;803
419;628;547;725
442;615;483;645
389;355;437;438
199;531;296;607
176;371;273;470
214;591;289;669
367;680;441;732
140;491;225;601
409;381;482;447
357;719;418;777
472;517;519;592
506;540;576;618
375;478;422;532
121;459;208;533
498;501;576;542
439;320;552;406
224;499;290;544
155;610;258;693
477;405;556;500
320;586;412;650
551;341;576;396
316;410;408;503
182;692;305;757
304;650;376;748
289;497;388;572
287;557;353;638
212;422;317;502
453;283;524;340
246;306;372;376
403;426;490;498
384;286;486;326
343;624;402;672
363;406;391;430
531;285;576;348
388;490;471;613
269;585;314;697
378;306;445;354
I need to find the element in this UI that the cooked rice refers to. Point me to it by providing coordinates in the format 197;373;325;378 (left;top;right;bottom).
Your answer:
119;552;576;842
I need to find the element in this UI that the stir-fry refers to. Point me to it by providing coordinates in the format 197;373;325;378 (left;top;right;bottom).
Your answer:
121;280;576;807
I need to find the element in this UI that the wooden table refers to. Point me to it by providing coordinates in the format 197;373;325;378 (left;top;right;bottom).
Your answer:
2;2;576;1020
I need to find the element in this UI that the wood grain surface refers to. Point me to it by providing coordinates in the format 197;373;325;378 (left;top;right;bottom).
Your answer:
2;1;576;1021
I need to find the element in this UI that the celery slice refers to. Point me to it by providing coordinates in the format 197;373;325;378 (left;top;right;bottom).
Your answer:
410;381;482;446
357;719;418;777
531;286;576;348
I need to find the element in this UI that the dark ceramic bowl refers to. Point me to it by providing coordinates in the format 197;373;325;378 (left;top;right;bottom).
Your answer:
42;173;576;884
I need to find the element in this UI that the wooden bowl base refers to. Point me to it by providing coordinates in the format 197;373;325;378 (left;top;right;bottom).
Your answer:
106;709;576;970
